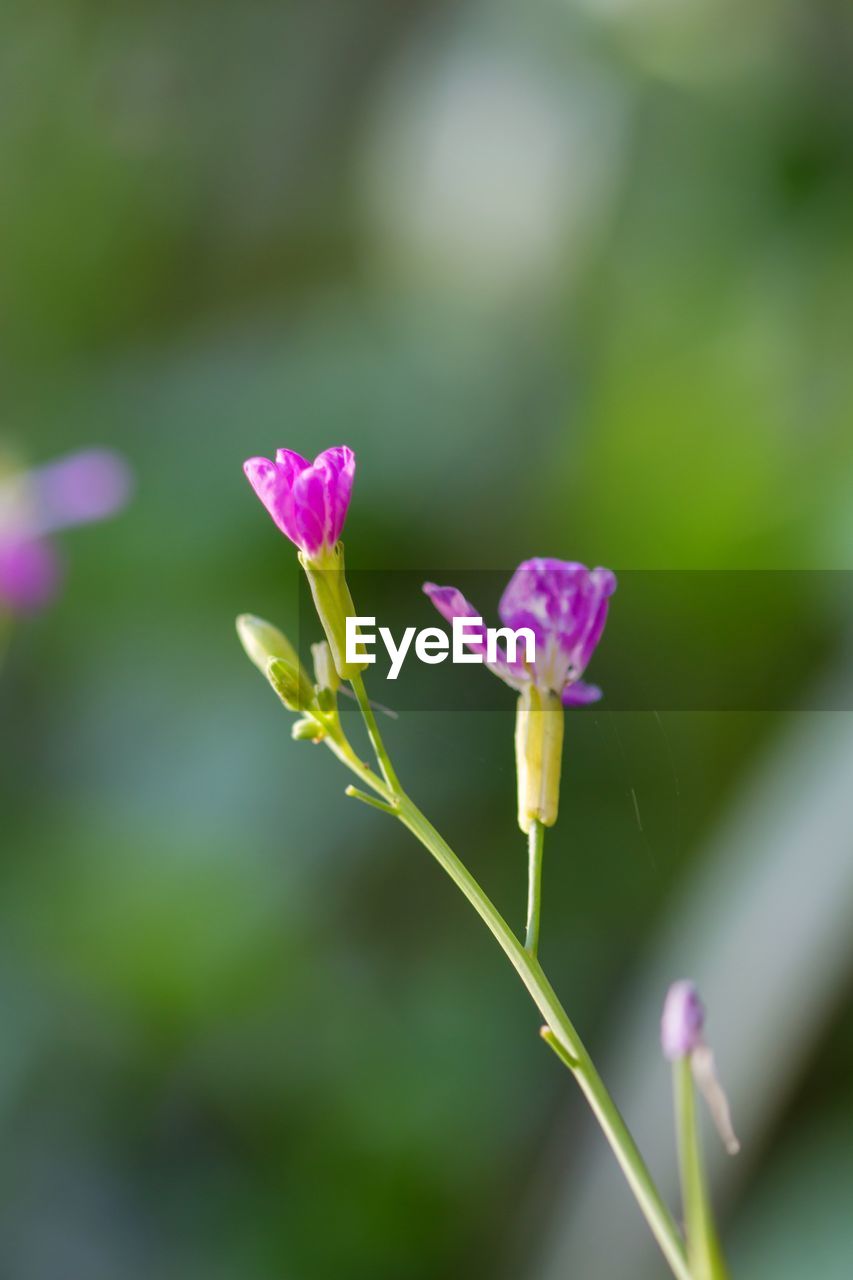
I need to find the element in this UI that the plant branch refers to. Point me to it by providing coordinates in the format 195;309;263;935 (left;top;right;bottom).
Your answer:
345;785;398;815
322;677;690;1280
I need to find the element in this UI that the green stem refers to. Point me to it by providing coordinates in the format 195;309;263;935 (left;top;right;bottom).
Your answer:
540;1026;579;1071
349;672;401;792
328;683;690;1280
345;785;398;816
525;819;545;955
395;795;690;1280
323;730;389;800
675;1057;729;1280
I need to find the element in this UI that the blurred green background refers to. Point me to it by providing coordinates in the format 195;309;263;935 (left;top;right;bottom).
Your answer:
2;1;853;1277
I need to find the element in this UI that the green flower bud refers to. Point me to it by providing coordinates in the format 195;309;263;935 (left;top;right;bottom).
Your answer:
236;614;315;711
264;656;316;714
515;684;564;833
236;613;299;672
299;542;366;680
292;717;325;742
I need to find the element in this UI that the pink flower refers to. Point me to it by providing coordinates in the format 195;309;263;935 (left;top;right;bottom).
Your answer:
31;449;132;533
0;448;131;615
243;447;355;561
661;980;740;1154
424;559;616;707
0;538;61;612
661;980;705;1060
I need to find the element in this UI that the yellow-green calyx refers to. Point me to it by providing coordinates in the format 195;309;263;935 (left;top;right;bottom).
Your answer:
298;541;366;681
514;684;564;833
236;614;315;712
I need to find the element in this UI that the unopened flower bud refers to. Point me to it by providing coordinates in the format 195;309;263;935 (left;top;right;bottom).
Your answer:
514;684;564;833
661;980;705;1061
265;656;316;714
292;717;325;742
237;613;299;673
236;614;316;713
662;980;740;1156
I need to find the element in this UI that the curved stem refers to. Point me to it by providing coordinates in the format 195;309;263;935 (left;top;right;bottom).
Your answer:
331;681;690;1280
395;795;691;1280
525;819;545;955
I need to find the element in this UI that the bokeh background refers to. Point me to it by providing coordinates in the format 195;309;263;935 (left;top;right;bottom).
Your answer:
2;1;853;1277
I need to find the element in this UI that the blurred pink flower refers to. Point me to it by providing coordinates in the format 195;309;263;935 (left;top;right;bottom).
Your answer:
661;980;705;1061
0;448;132;614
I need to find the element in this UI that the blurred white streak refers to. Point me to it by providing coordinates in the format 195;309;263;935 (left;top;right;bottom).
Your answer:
359;23;626;299
530;696;853;1279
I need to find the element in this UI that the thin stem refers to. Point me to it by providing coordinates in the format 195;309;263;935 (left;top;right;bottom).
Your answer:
540;1026;579;1071
675;1057;729;1280
525;819;545;955
349;671;401;792
345;785;398;815
322;726;395;808
395;796;691;1280
335;679;690;1280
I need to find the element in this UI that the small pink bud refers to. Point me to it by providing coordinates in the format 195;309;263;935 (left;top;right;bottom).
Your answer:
662;980;740;1156
661;980;705;1061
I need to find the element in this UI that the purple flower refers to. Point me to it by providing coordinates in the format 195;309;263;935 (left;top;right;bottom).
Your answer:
662;980;741;1154
30;449;132;533
0;448;131;615
423;558;617;706
243;447;355;561
0;538;61;612
661;980;705;1060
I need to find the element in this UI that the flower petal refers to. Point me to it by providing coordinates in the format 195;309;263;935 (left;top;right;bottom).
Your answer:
313;446;355;545
569;568;617;675
561;680;602;707
422;583;485;642
423;582;519;685
499;558;616;691
274;449;310;476
30;449;132;535
243;456;297;542
0;536;62;612
422;582;490;656
498;559;589;633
